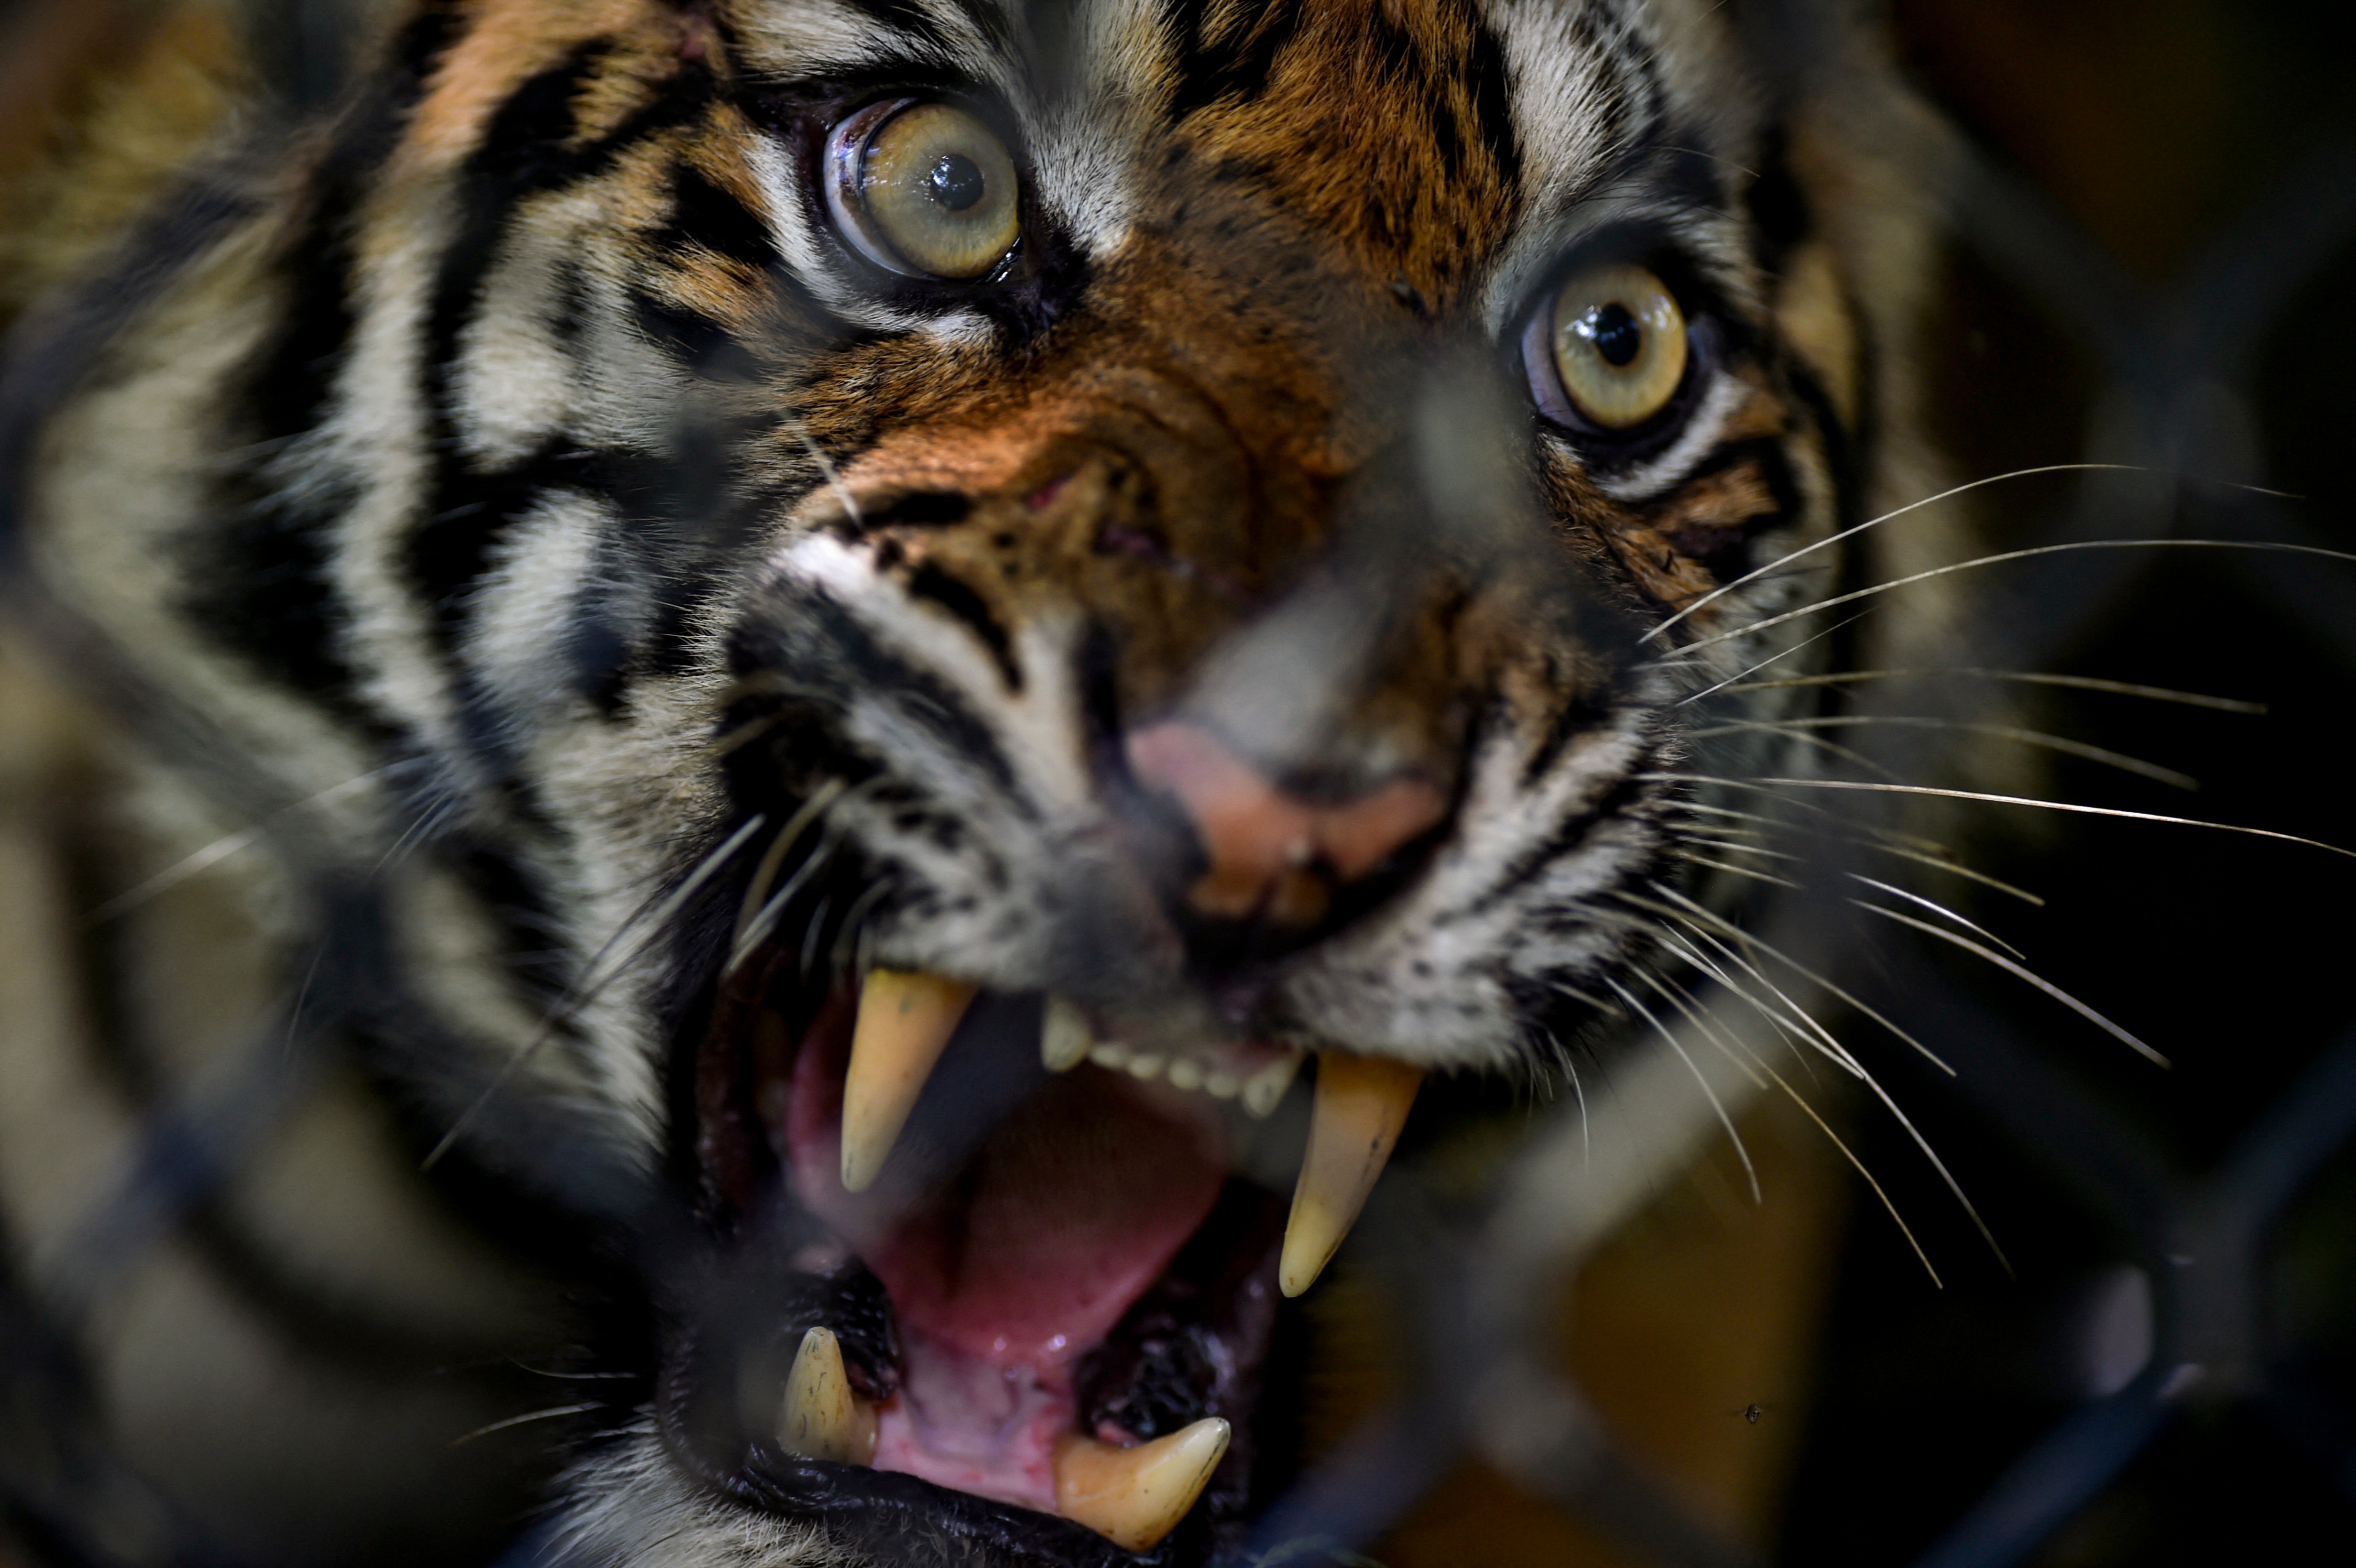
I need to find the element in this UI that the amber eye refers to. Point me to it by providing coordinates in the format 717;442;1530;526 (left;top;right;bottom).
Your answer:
825;98;1021;281
1541;263;1689;430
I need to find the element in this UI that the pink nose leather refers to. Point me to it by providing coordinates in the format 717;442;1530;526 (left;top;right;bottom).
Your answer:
1124;723;1448;923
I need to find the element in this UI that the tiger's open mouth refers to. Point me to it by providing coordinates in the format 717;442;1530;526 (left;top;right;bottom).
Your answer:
668;947;1411;1564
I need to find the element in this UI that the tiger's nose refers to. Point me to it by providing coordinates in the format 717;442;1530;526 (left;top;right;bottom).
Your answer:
1124;722;1449;927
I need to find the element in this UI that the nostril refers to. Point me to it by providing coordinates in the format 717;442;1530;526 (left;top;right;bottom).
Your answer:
1123;722;1448;926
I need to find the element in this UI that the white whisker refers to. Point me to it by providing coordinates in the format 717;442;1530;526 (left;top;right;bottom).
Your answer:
1673;611;1871;707
1853;901;2167;1067
1664;774;2356;863
1604;974;1760;1203
1847;874;2026;959
1710;667;2265;714
421;813;769;1171
1690;716;2200;791
1676;537;2356;660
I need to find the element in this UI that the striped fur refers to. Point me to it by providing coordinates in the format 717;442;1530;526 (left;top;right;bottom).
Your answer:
5;0;1960;1562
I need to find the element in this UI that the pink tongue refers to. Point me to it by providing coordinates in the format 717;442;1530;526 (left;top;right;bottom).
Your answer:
783;1028;1226;1370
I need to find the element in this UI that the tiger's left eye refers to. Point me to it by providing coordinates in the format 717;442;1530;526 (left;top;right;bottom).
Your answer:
826;99;1021;281
1531;262;1690;431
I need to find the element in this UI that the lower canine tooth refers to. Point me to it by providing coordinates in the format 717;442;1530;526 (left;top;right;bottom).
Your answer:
840;970;976;1193
1240;1052;1305;1119
779;1327;877;1465
1278;1052;1423;1297
1054;1418;1231;1551
1167;1059;1204;1091
1041;994;1093;1072
1126;1053;1167;1079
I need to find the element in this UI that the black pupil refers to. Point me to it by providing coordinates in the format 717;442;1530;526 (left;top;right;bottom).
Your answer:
1589;302;1642;367
927;153;986;212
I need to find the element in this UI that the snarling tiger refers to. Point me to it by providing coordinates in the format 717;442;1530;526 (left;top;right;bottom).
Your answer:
0;0;1981;1563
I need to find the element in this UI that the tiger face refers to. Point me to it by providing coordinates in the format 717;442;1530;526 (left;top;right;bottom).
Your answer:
25;0;1898;1561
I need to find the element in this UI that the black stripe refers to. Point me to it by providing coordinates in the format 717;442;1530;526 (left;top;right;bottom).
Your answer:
1745;126;1813;275
1163;0;1303;120
904;561;1023;690
732;584;1024;798
410;43;721;655
661;164;775;272
631;289;764;381
186;6;461;715
1463;12;1521;192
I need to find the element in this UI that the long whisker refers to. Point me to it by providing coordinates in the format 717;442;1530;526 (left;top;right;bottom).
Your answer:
1671;849;1800;888
1651;947;1944;1284
1604;974;1760;1202
87;767;404;924
1646;896;2009;1272
373;795;457;875
727;780;882;977
1691;716;2201;791
1643;463;2153;644
1747;1031;1943;1286
1669;829;1801;863
1672;611;1872;707
1853;901;2167;1067
733;781;848;951
1678;537;2356;660
1652;925;1829;1085
1539;1024;1592;1162
1659;799;2047;903
421;813;769;1171
1848;874;2026;960
1637;882;1951;1074
1660;774;2356;863
1634;967;1767;1092
1721;723;1906;782
1711;668;2266;714
450;1404;604;1446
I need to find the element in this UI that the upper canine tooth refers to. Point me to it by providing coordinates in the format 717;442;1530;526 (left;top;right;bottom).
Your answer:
1240;1051;1305;1119
1042;994;1093;1072
840;970;976;1192
1278;1052;1423;1297
779;1326;878;1465
1053;1418;1231;1551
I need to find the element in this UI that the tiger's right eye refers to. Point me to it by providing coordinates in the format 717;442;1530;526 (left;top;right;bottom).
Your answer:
826;99;1022;281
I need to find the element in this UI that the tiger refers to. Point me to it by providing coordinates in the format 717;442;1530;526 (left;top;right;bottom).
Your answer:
0;0;1993;1564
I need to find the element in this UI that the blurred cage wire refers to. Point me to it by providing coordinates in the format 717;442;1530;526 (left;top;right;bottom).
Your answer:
1;0;2354;1566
